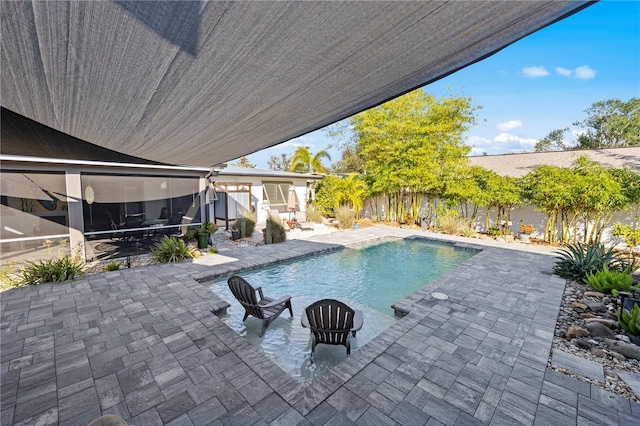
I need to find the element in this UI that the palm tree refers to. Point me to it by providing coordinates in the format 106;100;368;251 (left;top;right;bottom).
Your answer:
290;146;331;174
334;174;367;219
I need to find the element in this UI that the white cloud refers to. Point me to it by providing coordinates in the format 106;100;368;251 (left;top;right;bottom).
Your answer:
467;133;537;156
494;133;533;145
575;65;596;80
269;137;313;150
497;120;522;132
555;67;572;77
521;66;549;78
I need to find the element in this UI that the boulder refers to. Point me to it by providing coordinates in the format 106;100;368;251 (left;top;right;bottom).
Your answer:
585;322;614;339
582;299;606;313
603;339;640;361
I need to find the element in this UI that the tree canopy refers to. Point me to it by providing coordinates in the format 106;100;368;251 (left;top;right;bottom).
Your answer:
290;146;331;174
267;153;291;171
348;89;478;221
574;98;640;148
234;156;255;168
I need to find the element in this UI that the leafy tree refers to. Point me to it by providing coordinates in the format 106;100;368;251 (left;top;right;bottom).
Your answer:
442;165;490;228
333;174;367;219
534;128;570;152
314;174;342;216
234;156;255;168
574;98;640;148
268;154;291;171
290;146;331;174
521;165;574;243
348;89;478;222
521;156;632;244
331;142;365;173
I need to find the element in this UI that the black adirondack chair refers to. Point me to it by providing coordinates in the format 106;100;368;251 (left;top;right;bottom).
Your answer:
227;275;293;336
301;299;363;362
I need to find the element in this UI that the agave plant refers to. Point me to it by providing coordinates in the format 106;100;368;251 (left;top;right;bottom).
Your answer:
553;242;637;282
617;304;640;336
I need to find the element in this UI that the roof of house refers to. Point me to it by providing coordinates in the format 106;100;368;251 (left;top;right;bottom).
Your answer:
219;165;322;181
468;147;640;177
0;1;591;167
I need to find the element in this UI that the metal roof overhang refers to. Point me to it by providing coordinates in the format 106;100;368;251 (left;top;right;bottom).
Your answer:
0;1;594;167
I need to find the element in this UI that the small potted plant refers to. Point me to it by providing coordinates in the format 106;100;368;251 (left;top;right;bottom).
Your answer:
198;222;217;249
231;226;241;241
519;223;534;243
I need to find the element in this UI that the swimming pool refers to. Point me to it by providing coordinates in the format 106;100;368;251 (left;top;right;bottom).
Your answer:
204;238;475;382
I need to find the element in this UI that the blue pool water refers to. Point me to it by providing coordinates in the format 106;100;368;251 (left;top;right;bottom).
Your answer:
204;238;475;382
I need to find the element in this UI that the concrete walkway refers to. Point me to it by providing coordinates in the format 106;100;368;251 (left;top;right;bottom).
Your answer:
1;227;639;425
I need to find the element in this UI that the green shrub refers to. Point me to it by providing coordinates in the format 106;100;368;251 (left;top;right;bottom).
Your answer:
208;247;219;254
612;223;640;249
267;213;287;243
150;236;199;263
487;227;502;236
104;261;123;271
554;242;637;282
584;266;637;294
306;204;323;223
437;209;462;235
335;205;355;229
617;304;640;336
314;175;342;216
20;256;85;285
183;228;198;242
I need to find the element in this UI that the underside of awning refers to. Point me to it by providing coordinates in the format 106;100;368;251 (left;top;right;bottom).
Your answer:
0;1;593;167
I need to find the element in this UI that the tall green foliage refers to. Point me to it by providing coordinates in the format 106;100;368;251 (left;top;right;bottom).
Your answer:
521;156;631;244
290;146;331;174
314;174;368;219
574;98;640;148
350;89;478;222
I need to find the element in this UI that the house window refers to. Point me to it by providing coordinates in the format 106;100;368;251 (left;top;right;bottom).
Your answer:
263;182;295;212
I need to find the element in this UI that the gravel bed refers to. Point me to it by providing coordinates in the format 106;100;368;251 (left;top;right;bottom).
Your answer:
550;278;640;402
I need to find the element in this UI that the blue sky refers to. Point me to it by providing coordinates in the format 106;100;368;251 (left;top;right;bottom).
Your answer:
242;1;640;168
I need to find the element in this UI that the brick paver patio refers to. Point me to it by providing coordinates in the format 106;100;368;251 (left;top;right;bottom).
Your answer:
2;226;639;425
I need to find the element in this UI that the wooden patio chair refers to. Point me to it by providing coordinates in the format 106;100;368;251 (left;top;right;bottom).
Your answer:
227;275;293;336
301;298;364;362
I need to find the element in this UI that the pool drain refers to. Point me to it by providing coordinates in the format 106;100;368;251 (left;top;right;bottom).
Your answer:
431;292;448;300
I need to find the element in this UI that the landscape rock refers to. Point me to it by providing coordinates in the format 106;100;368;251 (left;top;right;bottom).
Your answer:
580;313;597;319
573;338;592;350
590;348;606;357
571;302;588;313
611;352;627;362
603;339;640;361
584;318;618;328
583;300;606;313
566;325;589;339
584;291;606;299
585;322;615;339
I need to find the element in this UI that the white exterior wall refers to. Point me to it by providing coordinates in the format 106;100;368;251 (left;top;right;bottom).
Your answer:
212;174;313;224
